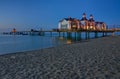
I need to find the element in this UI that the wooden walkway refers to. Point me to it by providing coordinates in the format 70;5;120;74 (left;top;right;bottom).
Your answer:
2;29;118;39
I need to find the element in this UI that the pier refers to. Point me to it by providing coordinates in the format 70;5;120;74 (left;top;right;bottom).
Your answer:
2;29;118;39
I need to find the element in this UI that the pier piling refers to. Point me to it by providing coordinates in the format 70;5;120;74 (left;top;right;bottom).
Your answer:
58;32;61;37
102;32;105;37
95;32;98;38
77;32;82;40
63;32;65;37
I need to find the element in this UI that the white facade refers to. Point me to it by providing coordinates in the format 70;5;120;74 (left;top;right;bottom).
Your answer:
58;15;106;30
58;19;70;30
95;22;106;30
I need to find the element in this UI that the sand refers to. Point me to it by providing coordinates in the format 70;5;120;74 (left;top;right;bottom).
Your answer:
0;36;120;79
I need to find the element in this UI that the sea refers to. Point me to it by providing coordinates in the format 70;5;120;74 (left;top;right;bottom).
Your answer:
0;32;119;55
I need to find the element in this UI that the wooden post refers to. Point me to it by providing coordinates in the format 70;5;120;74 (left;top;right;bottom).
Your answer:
105;32;107;36
85;32;88;39
58;32;61;37
67;32;71;38
95;32;98;38
88;32;90;39
77;32;82;40
102;32;105;37
74;32;77;41
63;32;65;37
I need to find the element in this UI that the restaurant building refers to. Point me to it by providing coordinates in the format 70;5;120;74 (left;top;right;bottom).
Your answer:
58;17;80;30
58;13;106;30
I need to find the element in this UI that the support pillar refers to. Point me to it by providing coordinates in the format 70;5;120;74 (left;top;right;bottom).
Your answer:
95;32;98;38
58;32;61;37
77;32;82;40
74;32;77;41
88;32;90;39
63;32;65;37
67;32;72;38
85;32;87;39
85;32;89;39
102;32;105;37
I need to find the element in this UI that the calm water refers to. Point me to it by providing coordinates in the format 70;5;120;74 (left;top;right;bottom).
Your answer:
0;32;119;55
0;34;67;55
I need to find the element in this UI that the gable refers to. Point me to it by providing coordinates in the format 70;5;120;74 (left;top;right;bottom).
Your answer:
61;19;68;25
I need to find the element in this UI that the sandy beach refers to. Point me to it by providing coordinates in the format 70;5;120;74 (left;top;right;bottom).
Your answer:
0;36;120;79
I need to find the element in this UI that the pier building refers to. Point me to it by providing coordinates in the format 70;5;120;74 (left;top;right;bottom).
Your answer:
95;22;106;30
58;13;106;30
12;28;16;33
58;17;80;30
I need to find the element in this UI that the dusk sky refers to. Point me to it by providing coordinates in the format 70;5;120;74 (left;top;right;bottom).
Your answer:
0;0;120;32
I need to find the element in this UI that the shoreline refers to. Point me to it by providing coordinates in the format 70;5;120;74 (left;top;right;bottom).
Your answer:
0;36;120;79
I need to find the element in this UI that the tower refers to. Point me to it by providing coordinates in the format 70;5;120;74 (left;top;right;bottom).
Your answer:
89;14;94;21
81;13;88;29
89;14;95;30
81;13;87;20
